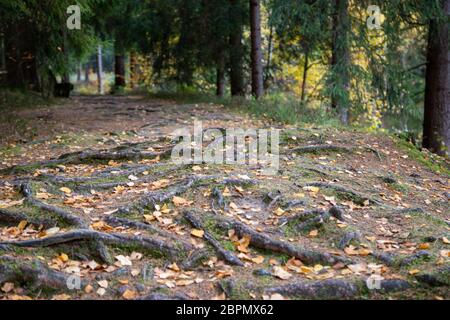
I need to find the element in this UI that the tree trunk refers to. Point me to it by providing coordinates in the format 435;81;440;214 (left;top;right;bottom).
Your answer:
331;0;350;125
5;22;40;90
250;0;264;98
216;51;226;97
301;48;309;103
62;28;70;83
129;50;137;89
97;45;104;95
77;63;82;82
423;0;450;156
84;63;90;83
229;0;245;96
114;53;126;88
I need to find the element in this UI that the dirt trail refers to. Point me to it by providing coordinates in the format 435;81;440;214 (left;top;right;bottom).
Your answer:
0;95;448;300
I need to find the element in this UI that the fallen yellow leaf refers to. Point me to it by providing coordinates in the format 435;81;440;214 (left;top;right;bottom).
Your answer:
122;290;137;300
252;255;265;264
191;229;205;238
309;229;319;238
303;186;320;193
173;196;189;206
17;220;28;230
59;187;72;194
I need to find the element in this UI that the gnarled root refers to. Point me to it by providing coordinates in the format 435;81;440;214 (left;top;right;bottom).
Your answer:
183;211;244;266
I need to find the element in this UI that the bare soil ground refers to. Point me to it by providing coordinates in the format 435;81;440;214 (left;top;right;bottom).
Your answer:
0;95;448;300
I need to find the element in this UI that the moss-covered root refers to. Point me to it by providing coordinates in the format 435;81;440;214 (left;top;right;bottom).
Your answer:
183;210;244;266
265;279;410;299
0;229;186;260
223;218;350;266
0;255;87;291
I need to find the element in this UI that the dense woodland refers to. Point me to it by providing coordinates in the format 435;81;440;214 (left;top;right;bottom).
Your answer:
0;0;449;301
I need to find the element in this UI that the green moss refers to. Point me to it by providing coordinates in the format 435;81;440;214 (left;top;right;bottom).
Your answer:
395;138;450;176
390;183;409;193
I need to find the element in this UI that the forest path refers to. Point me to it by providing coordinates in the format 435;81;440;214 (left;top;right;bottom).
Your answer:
0;95;448;300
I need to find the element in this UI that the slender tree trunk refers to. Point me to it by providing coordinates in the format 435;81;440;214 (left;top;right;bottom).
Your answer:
84;63;90;83
331;0;350;124
77;63;82;82
216;51;226;97
229;0;245;96
250;0;264;98
264;25;273;90
129;50;137;89
423;0;450;156
62;28;70;83
301;48;309;103
97;45;104;94
114;53;126;88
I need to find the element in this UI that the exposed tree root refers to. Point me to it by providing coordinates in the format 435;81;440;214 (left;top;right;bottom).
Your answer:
371;251;398;266
118;175;256;214
391;207;426;215
183;211;244;266
280;206;345;233
364;146;383;161
337;231;361;250
0;255;87;291
180;249;211;270
415;266;450;287
0;208;56;228
265;279;359;299
264;278;410;298
302;182;383;206
288;145;353;155
1;144;173;174
19;182;112;263
104;216;193;251
217;217;349;266
282;209;330;232
117;176;200;214
20;183;87;227
73;165;186;192
0;229;183;259
399;250;431;266
137;292;190;300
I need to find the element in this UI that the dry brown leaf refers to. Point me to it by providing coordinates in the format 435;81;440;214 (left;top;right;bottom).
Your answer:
309;229;319;238
173;196;190;206
191;229;205;238
51;294;71;300
17;220;28;230
303;186;320;193
252;255;265;264
272;266;292;280
418;243;430;250
60;187;72;194
122;290;137;300
98;280;108;289
1;282;14;293
274;208;285;216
